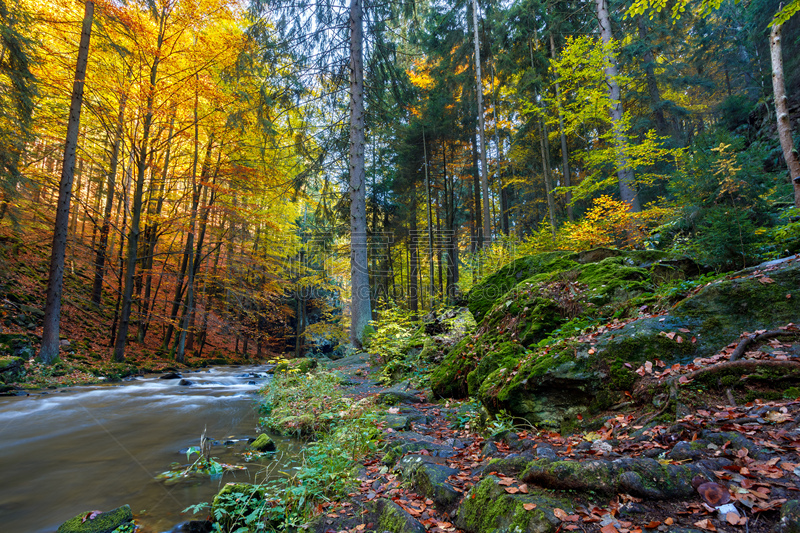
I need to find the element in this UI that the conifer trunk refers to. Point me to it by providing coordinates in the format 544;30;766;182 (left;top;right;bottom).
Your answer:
40;1;94;364
349;0;371;347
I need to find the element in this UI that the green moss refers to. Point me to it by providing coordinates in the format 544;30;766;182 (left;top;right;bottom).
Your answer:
251;433;276;452
57;505;133;533
785;387;800;399
467;252;574;322
431;337;481;398
456;476;566;533
0;355;24;372
466;342;525;395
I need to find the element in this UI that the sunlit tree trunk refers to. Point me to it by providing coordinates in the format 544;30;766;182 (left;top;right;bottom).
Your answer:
40;1;94;364
114;4;168;362
349;0;371;348
596;0;641;211
770;23;800;208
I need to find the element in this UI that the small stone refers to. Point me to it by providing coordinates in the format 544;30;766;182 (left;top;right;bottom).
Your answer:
178;379;194;386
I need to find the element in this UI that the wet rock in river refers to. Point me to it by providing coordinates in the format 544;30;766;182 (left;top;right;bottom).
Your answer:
57;504;133;533
160;372;182;380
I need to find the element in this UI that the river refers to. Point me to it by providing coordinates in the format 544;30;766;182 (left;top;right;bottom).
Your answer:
0;365;303;533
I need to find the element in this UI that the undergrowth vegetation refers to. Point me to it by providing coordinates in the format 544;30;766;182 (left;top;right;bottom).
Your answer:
188;371;383;532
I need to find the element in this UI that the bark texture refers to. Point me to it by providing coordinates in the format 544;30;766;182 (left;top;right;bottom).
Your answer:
770;24;800;208
40;1;94;364
349;0;371;347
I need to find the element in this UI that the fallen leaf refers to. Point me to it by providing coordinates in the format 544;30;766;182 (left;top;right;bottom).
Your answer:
356;525;366;531
519;484;529;494
523;503;537;511
554;508;569;521
664;518;674;526
694;519;716;531
758;276;775;284
725;513;740;525
601;524;619;533
505;487;519;494
644;521;661;529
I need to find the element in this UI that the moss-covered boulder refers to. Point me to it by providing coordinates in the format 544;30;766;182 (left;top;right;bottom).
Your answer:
250;433;276;452
430;338;525;399
467;256;800;428
57;505;133;533
455;476;570;533
434;250;694;402
466;252;573;322
0;355;24;383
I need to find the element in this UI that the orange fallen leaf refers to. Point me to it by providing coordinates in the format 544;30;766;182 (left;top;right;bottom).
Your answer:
523;503;537;511
554;508;569;521
505;487;520;494
664;518;674;526
694;519;716;531
644;521;661;529
518;484;529;494
601;524;619;533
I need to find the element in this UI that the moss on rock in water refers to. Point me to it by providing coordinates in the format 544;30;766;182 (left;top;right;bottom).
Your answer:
57;505;133;533
251;433;276;452
455;476;567;533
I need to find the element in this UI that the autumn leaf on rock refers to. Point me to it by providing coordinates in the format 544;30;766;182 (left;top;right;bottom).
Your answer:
553;508;569;521
505;487;519;494
523;503;537;511
600;523;619;533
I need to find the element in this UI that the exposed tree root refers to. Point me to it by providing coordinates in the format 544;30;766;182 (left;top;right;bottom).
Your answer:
729;330;800;362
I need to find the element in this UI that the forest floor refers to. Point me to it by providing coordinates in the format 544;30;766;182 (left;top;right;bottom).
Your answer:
309;353;800;533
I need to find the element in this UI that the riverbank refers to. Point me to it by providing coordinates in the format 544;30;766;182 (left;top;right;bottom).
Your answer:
191;351;800;533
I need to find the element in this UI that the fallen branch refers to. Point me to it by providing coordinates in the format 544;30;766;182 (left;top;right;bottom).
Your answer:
729;330;800;362
674;359;800;384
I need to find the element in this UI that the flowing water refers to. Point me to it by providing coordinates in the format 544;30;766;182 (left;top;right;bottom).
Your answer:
0;365;304;533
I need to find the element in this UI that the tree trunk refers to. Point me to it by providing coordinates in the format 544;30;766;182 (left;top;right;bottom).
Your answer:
40;1;94;364
91;92;126;306
538;118;557;232
550;33;573;221
113;5;167;362
409;181;419;316
471;134;482;250
423;128;435;304
349;0;371;348
596;0;641;212
770;23;800;208
471;0;492;244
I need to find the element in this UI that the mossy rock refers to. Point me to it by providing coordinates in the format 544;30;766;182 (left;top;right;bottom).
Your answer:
57;504;133;533
467;252;574;322
477;344;596;430
250;433;276;452
455;475;569;533
473;256;800;428
0;355;24;373
520;456;719;500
